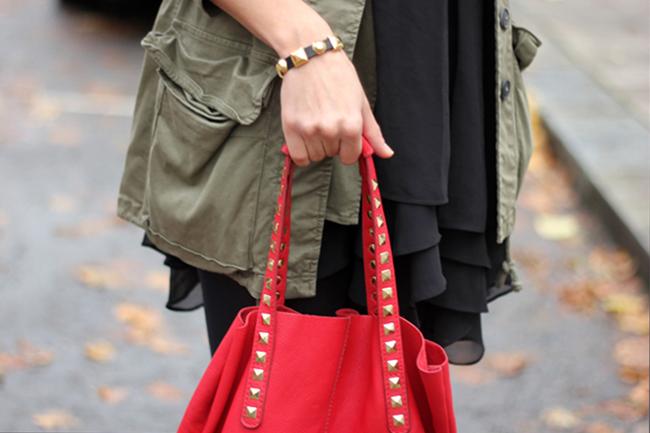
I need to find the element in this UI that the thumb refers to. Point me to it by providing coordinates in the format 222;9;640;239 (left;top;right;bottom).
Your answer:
361;96;394;158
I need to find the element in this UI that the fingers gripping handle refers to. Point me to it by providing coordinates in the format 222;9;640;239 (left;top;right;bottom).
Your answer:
241;137;411;432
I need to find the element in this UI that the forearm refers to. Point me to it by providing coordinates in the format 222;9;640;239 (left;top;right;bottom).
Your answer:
210;0;334;58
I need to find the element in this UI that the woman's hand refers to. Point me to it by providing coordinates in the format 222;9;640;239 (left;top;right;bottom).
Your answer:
280;49;394;166
209;0;391;165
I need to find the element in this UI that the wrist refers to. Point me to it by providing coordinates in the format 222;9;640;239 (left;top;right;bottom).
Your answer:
269;17;334;58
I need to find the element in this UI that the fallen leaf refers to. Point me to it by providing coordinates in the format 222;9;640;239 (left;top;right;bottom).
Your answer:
614;337;650;383
147;381;183;402
588;247;637;281
147;335;188;355
616;312;650;335
582;422;622;433
55;217;124;238
485;352;531;377
449;365;497;385
32;409;80;430
97;385;129;404
114;303;161;337
598;399;647;422
628;378;649;416
558;280;600;313
534;214;580;241
48;194;77;213
602;293;647;316
542;407;581;429
72;261;129;290
144;270;169;292
84;340;116;363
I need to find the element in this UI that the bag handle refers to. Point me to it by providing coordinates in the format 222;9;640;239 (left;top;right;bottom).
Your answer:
240;136;411;432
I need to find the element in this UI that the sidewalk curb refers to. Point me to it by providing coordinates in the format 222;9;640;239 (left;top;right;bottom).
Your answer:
538;106;650;285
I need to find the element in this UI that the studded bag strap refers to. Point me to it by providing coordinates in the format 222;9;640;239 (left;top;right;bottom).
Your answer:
240;137;411;432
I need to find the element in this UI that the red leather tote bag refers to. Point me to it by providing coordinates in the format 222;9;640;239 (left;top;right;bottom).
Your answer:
176;135;457;433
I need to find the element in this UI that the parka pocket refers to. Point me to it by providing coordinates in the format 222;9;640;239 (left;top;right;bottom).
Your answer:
142;18;278;269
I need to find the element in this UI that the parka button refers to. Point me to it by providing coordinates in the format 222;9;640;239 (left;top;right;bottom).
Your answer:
499;8;510;30
500;79;511;100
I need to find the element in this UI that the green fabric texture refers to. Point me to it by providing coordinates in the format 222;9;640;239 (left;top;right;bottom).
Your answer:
116;0;541;299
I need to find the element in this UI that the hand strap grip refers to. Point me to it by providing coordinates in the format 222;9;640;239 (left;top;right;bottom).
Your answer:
240;137;411;432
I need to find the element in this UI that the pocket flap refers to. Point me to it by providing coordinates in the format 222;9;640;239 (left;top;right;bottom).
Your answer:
512;24;543;71
141;19;278;125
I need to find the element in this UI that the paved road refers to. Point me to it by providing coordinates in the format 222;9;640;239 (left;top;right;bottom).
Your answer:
0;2;647;432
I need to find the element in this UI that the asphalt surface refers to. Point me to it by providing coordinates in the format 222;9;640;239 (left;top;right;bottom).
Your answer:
0;2;647;432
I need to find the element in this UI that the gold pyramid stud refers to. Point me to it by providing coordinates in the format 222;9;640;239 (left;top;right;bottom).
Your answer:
371;179;378;190
370;259;376;269
278;258;284;267
382;286;393;299
261;313;271;325
371;276;377;285
383;322;396;335
249;387;261;400
378;233;386;245
275;59;288;77
262;294;272;306
369;227;374;236
374;197;381;209
382;304;394;317
380;251;390;264
267;258;274;270
252;368;264;381
376;215;384;228
290;47;309;67
255;350;267;363
245;405;258;418
280;242;286;251
273;221;279;233
381;269;392;282
265;277;272;290
388;376;401;389
366;194;371;204
387;359;399;372
392;414;405;426
312;40;327;54
385;340;397;353
258;331;269;344
367;210;373;219
390;395;403;408
368;243;376;253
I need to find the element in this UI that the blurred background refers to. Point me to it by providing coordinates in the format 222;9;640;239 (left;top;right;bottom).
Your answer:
0;0;648;432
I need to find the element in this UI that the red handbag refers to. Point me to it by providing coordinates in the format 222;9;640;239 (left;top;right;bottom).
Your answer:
176;135;457;433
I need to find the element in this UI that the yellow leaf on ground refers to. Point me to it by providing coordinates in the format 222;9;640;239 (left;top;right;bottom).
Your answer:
602;293;647;316
541;407;581;429
73;262;128;290
97;385;129;404
32;409;80;430
616;312;650;335
534;214;580;241
628;379;649;416
84;340;116;363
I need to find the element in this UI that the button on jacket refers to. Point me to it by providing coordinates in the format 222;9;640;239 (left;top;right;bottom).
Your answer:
115;0;542;300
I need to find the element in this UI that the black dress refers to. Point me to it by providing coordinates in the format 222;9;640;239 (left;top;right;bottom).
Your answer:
141;0;513;365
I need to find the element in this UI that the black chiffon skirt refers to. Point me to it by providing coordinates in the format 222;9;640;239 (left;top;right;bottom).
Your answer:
140;0;514;365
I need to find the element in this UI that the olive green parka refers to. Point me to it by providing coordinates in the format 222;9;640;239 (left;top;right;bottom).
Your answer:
116;0;542;300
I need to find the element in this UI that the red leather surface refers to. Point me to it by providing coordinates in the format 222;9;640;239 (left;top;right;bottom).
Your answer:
177;136;457;433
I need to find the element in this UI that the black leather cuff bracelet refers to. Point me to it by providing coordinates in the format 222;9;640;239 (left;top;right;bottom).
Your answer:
275;35;344;79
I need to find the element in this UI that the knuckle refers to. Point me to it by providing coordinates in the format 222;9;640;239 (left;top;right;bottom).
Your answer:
339;116;362;138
